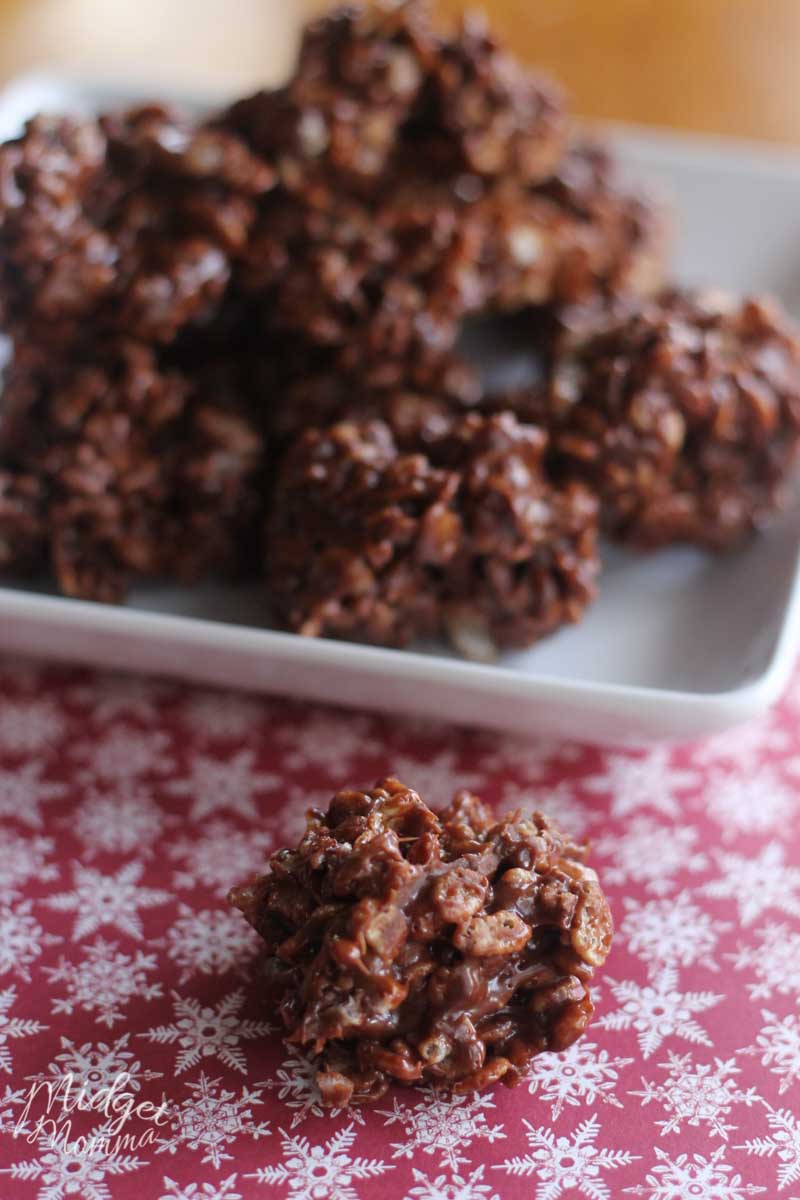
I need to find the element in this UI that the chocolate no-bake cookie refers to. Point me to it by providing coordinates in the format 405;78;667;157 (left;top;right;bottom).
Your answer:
265;412;598;654
229;777;612;1105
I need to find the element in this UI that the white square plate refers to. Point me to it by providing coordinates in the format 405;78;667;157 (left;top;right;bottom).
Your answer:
2;74;800;743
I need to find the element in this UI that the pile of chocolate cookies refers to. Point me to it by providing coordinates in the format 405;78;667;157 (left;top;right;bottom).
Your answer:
1;0;799;654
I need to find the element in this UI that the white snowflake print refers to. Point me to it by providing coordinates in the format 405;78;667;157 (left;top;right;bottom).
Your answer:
598;967;723;1058
275;710;374;774
630;1052;762;1140
380;750;484;807
28;1032;162;1101
159;904;261;984
72;725;175;782
378;1088;505;1171
0;899;61;981
265;1047;366;1128
0;696;66;755
44;938;162;1027
0;1121;147;1200
739;1009;800;1093
0;762;67;829
244;1124;392;1200
69;672;171;725
139;989;271;1075
159;1176;242;1200
494;1113;638;1200
593;817;708;895
623;1145;766;1198
181;690;267;741
72;785;170;858
45;860;171;940
0;984;48;1074
499;781;593;839
165;749;279;821
0;1083;28;1133
156;1073;270;1169
407;1165;500;1200
481;734;583;785
582;748;699;820
736;1105;800;1191
700;767;798;842
525;1040;633;1119
620;892;731;973
703;842;800;925
0;831;58;900
691;712;791;772
168;819;273;898
726;923;800;1000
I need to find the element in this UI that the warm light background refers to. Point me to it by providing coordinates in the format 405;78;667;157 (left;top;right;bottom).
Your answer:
1;0;800;143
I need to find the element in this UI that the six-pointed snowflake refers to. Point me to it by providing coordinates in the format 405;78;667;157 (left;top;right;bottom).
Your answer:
0;1121;147;1200
494;1113;638;1200
244;1124;392;1200
620;892;731;973
739;1008;800;1093
407;1165;500;1200
156;1073;270;1169
44;938;162;1027
167;820;273;897
69;673;171;725
582;749;700;820
180;691;268;741
0;697;66;756
0;899;61;981
736;1105;800;1191
72;785;170;858
0;762;67;829
27;1032;162;1100
378;1089;505;1171
45;860;171;941
139;989;271;1075
703;842;800;925
159;904;261;984
525;1040;633;1119
630;1052;762;1139
623;1145;766;1198
0;831;58;900
699;768;797;841
598;968;723;1058
593;817;708;894
0;984;48;1074
726;923;800;1000
274;710;374;773
165;750;279;822
72;726;175;782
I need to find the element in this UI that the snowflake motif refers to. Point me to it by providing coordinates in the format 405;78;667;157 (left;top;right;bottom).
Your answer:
407;1165;500;1200
525;1040;633;1119
45;860;171;941
158;904;261;984
0;762;67;829
700;768;798;842
265;1047;366;1128
736;1106;800;1191
598;967;723;1058
630;1052;762;1140
703;842;800;925
583;748;700;820
139;989;271;1075
0;832;58;900
499;781;593;839
159;1176;242;1200
739;1009;800;1093
593;817;708;895
378;1088;505;1171
0;696;66;755
726;924;800;1000
71;785;170;858
620;892;731;973
0;1083;28;1134
28;1032;162;1100
0;1121;147;1200
72;726;175;782
244;1124;392;1200
44;938;162;1027
180;690;267;741
379;750;484;807
68;672;171;725
494;1113;637;1200
0;899;61;981
167;820;273;898
275;710;374;773
480;734;583;784
690;713;791;772
156;1073;270;1169
165;749;279;821
0;984;48;1074
623;1145;766;1198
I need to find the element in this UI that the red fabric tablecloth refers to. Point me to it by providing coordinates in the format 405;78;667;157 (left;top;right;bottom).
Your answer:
0;654;799;1200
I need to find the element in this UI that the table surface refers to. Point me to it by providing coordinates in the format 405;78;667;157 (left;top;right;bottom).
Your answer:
0;654;798;1199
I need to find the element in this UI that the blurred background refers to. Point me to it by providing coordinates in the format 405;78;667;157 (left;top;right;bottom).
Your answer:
1;0;800;143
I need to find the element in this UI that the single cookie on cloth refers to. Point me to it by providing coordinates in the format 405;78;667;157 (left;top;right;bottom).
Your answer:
229;777;612;1106
539;288;800;548
265;412;598;655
